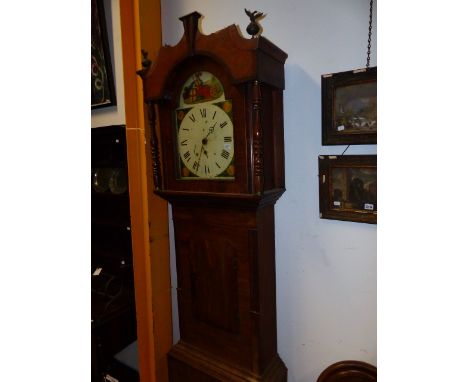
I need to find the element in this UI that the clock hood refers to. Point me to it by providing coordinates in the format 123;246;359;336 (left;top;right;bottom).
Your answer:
141;11;288;102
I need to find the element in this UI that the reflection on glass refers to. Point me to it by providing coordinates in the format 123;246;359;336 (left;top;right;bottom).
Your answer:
334;82;377;133
92;168;113;193
331;166;377;211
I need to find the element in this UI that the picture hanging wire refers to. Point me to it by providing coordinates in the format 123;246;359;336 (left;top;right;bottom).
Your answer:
366;0;374;68
341;145;350;156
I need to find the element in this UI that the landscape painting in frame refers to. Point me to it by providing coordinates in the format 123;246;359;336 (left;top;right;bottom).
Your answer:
91;0;116;109
318;155;377;224
322;67;376;145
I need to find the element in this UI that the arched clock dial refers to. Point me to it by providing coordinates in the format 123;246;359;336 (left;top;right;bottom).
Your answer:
176;102;234;179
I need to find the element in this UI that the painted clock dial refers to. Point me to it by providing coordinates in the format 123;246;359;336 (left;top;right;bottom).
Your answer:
175;71;235;179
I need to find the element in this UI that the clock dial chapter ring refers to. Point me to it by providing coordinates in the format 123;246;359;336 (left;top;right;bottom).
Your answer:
177;102;234;179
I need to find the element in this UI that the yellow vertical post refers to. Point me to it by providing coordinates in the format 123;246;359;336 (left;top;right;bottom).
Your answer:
119;0;172;381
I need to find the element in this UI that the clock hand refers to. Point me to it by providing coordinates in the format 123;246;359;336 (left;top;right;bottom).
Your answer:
202;122;218;144
196;121;217;170
196;143;204;166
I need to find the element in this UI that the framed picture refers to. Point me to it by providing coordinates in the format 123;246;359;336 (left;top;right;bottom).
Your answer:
91;0;116;109
318;155;376;224
322;67;376;145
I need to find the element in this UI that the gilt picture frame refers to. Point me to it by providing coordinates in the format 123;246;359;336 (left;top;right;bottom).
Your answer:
91;0;116;109
322;67;377;145
318;155;377;224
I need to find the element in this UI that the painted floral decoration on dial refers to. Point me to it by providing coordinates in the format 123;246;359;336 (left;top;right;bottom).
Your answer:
175;71;235;179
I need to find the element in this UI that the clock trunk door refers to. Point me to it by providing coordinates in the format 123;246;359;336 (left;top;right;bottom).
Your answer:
173;206;256;370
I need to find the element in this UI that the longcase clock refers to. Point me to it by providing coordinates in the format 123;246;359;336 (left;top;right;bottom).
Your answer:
140;12;288;382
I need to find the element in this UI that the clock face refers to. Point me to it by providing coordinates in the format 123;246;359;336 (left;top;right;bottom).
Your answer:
176;102;234;179
175;71;235;180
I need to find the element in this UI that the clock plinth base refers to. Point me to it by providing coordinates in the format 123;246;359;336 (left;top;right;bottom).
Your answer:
168;342;287;382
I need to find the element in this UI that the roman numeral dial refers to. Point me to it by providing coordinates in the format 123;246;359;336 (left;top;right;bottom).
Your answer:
176;101;234;179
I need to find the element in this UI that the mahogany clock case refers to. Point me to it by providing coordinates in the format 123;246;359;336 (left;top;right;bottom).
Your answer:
140;11;288;382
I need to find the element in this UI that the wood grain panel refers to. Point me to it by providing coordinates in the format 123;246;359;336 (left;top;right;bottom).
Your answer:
190;236;240;333
173;207;254;369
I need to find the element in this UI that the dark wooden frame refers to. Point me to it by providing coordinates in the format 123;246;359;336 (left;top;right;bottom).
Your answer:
322;67;377;145
319;155;377;224
91;0;116;109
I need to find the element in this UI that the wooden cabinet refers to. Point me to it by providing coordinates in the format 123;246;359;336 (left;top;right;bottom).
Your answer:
91;125;139;382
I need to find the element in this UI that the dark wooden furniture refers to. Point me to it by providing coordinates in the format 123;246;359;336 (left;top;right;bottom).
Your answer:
91;125;139;382
139;11;288;382
317;361;377;382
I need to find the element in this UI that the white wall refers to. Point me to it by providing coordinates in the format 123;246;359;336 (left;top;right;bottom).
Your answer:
91;0;126;128
161;1;377;381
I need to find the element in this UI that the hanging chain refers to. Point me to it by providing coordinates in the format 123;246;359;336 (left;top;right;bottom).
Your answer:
366;0;374;68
